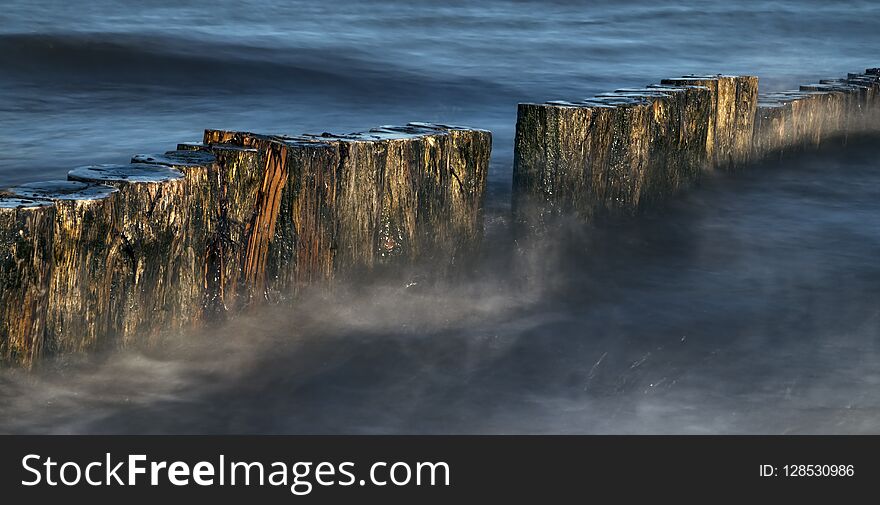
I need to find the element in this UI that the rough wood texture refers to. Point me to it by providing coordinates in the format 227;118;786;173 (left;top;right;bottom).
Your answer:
583;96;655;215
7;181;119;355
604;87;711;206
206;144;266;310
848;72;880;130
752;99;791;159
512;102;590;225
0;198;54;367
2;121;490;367
512;80;715;226
268;137;341;296
660;75;758;170
203;124;490;287
296;131;408;270
67;164;187;346
406;122;492;253
145;144;264;312
131;150;220;323
752;69;880;161
202;130;334;300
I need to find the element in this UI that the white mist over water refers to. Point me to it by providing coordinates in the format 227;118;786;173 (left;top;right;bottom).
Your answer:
2;142;879;434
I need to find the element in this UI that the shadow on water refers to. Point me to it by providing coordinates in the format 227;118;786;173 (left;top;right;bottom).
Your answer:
1;139;878;434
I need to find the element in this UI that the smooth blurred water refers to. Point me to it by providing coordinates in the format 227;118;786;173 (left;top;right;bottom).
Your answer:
1;0;879;434
2;0;880;184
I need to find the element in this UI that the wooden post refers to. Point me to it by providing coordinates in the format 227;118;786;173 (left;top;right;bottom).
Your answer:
206;132;343;298
406;122;492;253
848;71;880;130
202;130;340;299
67;164;187;345
267;136;341;296
512;96;653;225
131;150;220;324
512;101;604;227
7;181;119;355
0;197;55;367
603;87;711;206
512;82;713;226
645;85;713;195
660;75;759;170
206;144;266;310
752;99;790;160
204;125;490;287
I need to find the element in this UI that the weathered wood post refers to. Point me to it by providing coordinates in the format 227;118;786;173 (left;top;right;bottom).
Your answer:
600;87;711;206
660;75;758;170
512;77;726;227
803;84;861;139
512;100;602;226
2;119;490;367
7;181;119;354
0;198;54;367
202;124;490;284
752;99;790;160
67;164;187;345
406;122;492;253
847;72;880;131
163;140;268;311
512;96;657;227
201;130;337;300
131;150;222;322
750;68;880;161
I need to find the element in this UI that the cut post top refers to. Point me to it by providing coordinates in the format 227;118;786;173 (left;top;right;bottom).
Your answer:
580;95;652;107
760;91;821;102
208;144;259;154
7;180;117;201
132;150;217;169
407;122;492;134
681;74;758;80
0;197;54;210
535;95;652;108
301;130;429;143
538;100;615;108
646;84;710;92
756;99;789;108
371;125;449;139
804;83;865;92
68;164;185;185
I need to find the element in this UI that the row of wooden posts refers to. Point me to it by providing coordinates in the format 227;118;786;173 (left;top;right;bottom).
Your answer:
513;69;880;225
0;125;491;366
2;68;879;367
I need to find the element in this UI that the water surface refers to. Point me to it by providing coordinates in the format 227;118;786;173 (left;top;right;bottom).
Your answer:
1;0;879;434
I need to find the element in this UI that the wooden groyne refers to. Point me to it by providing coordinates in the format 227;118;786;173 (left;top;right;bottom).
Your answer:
513;69;880;227
0;124;491;367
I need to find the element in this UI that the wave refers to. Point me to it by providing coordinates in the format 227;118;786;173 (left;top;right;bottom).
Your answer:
0;32;511;100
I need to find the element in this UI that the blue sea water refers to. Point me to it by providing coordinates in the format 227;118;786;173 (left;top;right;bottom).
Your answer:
1;0;879;434
2;0;879;185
